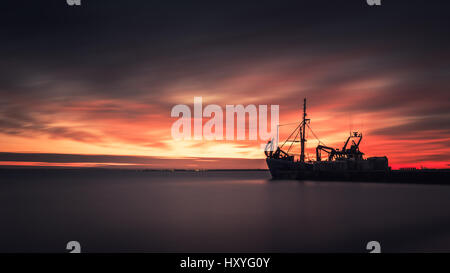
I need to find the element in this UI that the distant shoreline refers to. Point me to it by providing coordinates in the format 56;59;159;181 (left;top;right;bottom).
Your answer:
1;166;449;172
0;166;270;171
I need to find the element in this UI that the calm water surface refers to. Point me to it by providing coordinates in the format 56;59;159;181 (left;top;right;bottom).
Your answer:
1;169;450;252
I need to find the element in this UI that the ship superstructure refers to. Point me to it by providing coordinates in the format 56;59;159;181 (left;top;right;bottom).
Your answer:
265;98;390;181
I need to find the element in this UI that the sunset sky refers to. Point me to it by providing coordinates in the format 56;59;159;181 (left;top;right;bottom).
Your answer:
0;0;449;169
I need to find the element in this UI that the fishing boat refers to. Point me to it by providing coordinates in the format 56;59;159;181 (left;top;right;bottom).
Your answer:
265;98;450;184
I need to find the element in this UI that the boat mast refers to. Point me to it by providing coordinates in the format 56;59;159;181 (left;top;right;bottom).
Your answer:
300;98;307;162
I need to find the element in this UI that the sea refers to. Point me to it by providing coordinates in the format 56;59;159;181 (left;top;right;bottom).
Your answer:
1;168;450;253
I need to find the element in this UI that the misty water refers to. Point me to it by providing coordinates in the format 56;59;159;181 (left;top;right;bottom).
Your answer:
1;169;450;252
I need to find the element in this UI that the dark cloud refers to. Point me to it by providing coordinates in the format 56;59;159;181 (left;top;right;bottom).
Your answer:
416;154;450;163
0;102;102;142
0;152;266;169
370;116;450;137
1;0;449;100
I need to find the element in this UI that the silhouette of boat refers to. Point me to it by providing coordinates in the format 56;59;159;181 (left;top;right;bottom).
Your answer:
264;98;450;184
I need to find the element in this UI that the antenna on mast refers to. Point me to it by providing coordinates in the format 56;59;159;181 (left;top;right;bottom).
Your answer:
300;98;307;162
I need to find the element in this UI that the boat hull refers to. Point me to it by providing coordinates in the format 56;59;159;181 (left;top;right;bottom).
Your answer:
266;158;450;184
266;158;312;180
266;158;387;181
